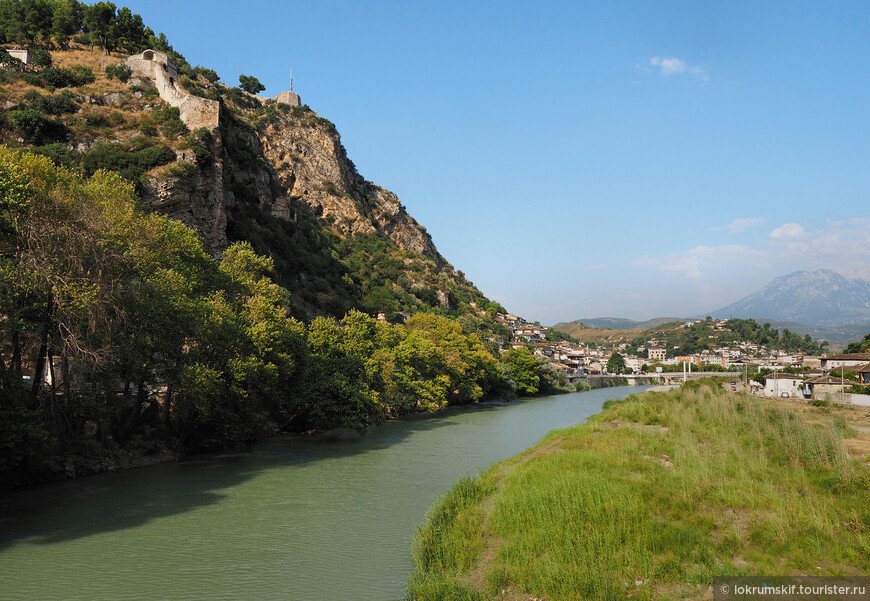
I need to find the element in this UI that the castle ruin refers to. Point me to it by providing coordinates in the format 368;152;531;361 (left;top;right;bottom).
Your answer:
125;50;301;132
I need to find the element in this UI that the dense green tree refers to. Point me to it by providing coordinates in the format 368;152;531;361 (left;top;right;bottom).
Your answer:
81;1;116;50
503;347;541;396
29;47;50;68
193;65;219;83
112;6;145;52
606;351;626;374
238;74;264;94
50;0;81;48
846;332;870;354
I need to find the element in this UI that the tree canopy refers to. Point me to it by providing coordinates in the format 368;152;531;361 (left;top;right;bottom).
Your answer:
606;351;626;374
0;145;532;486
238;74;265;95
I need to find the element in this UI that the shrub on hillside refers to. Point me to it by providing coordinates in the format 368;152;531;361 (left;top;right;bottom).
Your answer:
105;63;132;82
38;66;94;88
9;108;68;145
82;142;176;183
25;90;78;115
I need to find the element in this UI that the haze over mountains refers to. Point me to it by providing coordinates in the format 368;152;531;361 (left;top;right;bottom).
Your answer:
561;270;870;348
708;270;870;328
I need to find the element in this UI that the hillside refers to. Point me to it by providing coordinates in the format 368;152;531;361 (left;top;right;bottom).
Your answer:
710;269;870;328
0;3;540;487
555;317;684;331
0;44;487;322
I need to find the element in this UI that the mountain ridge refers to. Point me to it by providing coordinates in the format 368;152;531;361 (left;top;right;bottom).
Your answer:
708;269;870;328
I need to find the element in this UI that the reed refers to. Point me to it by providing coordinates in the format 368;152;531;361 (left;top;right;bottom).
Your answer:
407;382;870;600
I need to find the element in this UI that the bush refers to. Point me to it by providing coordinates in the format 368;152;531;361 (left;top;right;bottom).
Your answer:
167;161;198;177
30;49;52;69
31;143;80;169
308;115;336;133
105;63;132;82
138;106;187;138
20;72;41;86
193;65;219;83
222;86;260;110
25;90;78;115
129;85;159;100
85;113;108;128
186;128;214;166
10;108;67;144
82;142;177;183
39;66;94;88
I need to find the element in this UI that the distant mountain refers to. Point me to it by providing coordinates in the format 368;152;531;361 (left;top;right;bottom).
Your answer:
710;270;870;328
554;317;684;330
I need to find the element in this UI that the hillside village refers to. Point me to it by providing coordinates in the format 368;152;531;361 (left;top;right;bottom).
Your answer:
497;313;870;397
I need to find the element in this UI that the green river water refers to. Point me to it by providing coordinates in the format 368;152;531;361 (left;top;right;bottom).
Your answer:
0;386;642;600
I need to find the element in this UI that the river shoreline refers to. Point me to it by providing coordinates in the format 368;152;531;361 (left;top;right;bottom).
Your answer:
1;387;639;601
6;384;614;490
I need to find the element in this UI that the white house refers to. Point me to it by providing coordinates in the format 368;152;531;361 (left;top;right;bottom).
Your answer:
763;373;804;398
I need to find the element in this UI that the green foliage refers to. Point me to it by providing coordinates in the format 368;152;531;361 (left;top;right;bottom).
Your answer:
30;142;79;168
166;160;196;177
0;146;519;471
0;367;52;488
238;73;264;94
104;62;132;82
9;107;67;144
222;86;260;110
129;84;159;100
410;384;870;599
39;65;94;88
606;351;626;374
845;331;870;353
25;89;78;114
82;141;176;184
29;47;51;68
545;328;578;344
185;127;213;166
308;115;336;133
138;106;187;138
503;347;541;396
625;318;824;359
193;65;219;83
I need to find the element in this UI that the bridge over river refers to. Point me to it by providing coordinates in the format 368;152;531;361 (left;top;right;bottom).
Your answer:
583;371;745;386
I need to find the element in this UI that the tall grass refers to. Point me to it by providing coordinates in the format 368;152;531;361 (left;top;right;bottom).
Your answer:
407;383;870;600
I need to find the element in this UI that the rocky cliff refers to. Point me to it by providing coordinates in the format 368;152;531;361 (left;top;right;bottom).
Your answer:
257;113;446;268
130;64;476;317
0;44;483;318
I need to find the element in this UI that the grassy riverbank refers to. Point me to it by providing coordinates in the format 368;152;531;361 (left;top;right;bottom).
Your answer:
407;381;870;600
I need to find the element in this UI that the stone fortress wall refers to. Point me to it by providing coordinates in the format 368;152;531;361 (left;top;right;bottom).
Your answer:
126;50;300;131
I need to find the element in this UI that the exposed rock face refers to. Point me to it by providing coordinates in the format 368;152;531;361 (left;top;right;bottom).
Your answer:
140;159;228;252
259;116;447;268
129;48;453;281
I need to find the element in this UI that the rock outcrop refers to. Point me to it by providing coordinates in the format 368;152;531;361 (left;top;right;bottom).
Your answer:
129;49;458;294
259;116;447;268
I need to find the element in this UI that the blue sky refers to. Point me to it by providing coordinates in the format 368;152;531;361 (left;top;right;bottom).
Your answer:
123;0;870;324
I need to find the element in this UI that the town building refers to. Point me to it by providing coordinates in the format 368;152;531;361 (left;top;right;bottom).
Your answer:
762;373;804;398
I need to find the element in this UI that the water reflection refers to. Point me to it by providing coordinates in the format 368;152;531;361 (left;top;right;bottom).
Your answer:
0;387;643;601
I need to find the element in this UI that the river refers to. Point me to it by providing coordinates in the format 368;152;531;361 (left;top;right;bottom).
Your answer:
0;386;642;601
